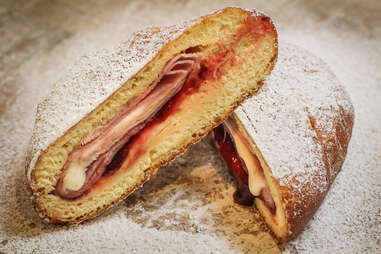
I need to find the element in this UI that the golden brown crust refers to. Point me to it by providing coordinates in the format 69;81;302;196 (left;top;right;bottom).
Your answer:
285;106;354;239
282;101;354;242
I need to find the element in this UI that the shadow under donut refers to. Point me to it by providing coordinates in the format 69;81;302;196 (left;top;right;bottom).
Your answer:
123;136;280;254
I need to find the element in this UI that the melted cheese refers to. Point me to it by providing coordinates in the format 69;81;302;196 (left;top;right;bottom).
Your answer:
224;117;266;196
63;162;87;191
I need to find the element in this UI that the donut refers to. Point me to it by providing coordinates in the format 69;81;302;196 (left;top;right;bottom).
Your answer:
211;43;354;243
25;7;278;223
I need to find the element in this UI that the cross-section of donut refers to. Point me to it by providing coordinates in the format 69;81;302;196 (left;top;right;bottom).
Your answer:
211;43;354;244
25;7;278;223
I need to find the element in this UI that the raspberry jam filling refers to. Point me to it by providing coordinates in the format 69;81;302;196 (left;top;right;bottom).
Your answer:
100;49;237;180
212;120;276;214
55;14;275;200
212;123;255;206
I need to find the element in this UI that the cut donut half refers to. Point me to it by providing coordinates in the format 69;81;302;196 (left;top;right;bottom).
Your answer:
26;7;278;223
211;43;354;243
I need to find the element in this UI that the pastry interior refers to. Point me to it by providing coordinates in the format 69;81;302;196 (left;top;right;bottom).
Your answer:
31;7;277;223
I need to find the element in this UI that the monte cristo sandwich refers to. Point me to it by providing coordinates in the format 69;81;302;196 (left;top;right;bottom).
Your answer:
25;7;278;223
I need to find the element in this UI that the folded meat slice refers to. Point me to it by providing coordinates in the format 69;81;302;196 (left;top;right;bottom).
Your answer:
212;116;276;213
56;53;201;199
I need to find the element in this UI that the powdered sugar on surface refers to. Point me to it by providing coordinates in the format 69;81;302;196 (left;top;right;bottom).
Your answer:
0;1;380;253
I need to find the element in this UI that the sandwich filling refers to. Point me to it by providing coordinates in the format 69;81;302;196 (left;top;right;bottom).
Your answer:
212;116;276;214
55;47;241;199
54;14;275;200
56;54;202;199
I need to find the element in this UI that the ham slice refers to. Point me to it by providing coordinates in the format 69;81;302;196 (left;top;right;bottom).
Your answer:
56;53;201;199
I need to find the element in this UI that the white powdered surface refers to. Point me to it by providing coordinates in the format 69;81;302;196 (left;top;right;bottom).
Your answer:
236;42;354;230
0;1;380;253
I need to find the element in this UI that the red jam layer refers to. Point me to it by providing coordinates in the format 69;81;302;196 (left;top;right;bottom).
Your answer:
235;15;274;43
212;124;277;215
101;56;217;179
212;124;255;206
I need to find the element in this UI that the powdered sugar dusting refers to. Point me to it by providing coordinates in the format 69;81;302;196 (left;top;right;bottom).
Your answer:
26;21;196;184
235;42;354;231
0;1;380;253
